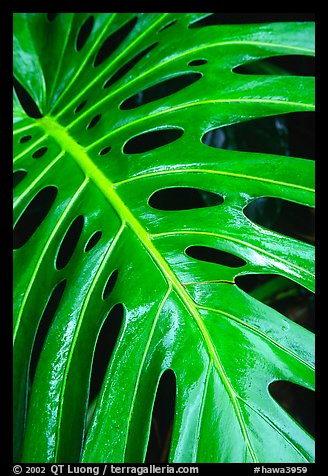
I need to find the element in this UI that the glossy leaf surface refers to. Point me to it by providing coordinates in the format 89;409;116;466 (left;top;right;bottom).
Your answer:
13;13;315;463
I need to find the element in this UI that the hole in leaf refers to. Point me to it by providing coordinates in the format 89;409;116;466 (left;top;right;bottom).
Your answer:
76;16;94;51
158;20;177;33
102;269;119;300
120;73;202;110
236;273;285;295
13;77;42;119
87;114;102;130
88;303;124;403
149;187;223;211
186;246;246;268
286;112;315;161
13;170;27;188
202;113;314;160
269;381;314;437
145;369;176;463
20;135;32;143
29;280;67;385
234;55;315;77
273;288;315;333
202;116;289;155
47;13;58;22
85;231;102;252
56;215;84;270
235;274;315;332
32;147;48;159
189;13;315;28
104;43;158;90
188;59;207;66
99;146;112;156
244;198;315;245
75;100;87;114
13;186;58;249
123;128;184;154
94;17;138;67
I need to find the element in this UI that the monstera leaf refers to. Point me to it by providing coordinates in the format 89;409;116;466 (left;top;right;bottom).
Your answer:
13;13;315;463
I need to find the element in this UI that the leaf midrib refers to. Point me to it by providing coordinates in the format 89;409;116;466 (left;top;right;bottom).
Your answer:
36;115;257;462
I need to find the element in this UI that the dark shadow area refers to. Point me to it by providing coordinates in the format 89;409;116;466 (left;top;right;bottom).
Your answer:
85;231;102;252
87;114;102;130
74;100;87;114
94;17;138;67
99;146;112;156
102;269;119;300
123;128;184;154
234;55;315;77
188;59;207;67
29;280;67;386
13;170;27;188
76;16;94;52
189;13;315;28
145;370;176;463
120;73;202;110
269;381;315;437
202;113;314;160
235;274;315;332
32;147;48;159
104;43;158;90
186;245;246;268
13;186;58;249
56;215;84;270
19;135;32;143
285;112;315;161
13;77;43;118
149;187;223;211
244;198;315;245
46;13;58;22
158;20;177;33
88;303;124;404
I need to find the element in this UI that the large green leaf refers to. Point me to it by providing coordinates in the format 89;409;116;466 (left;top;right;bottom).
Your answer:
13;13;315;463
